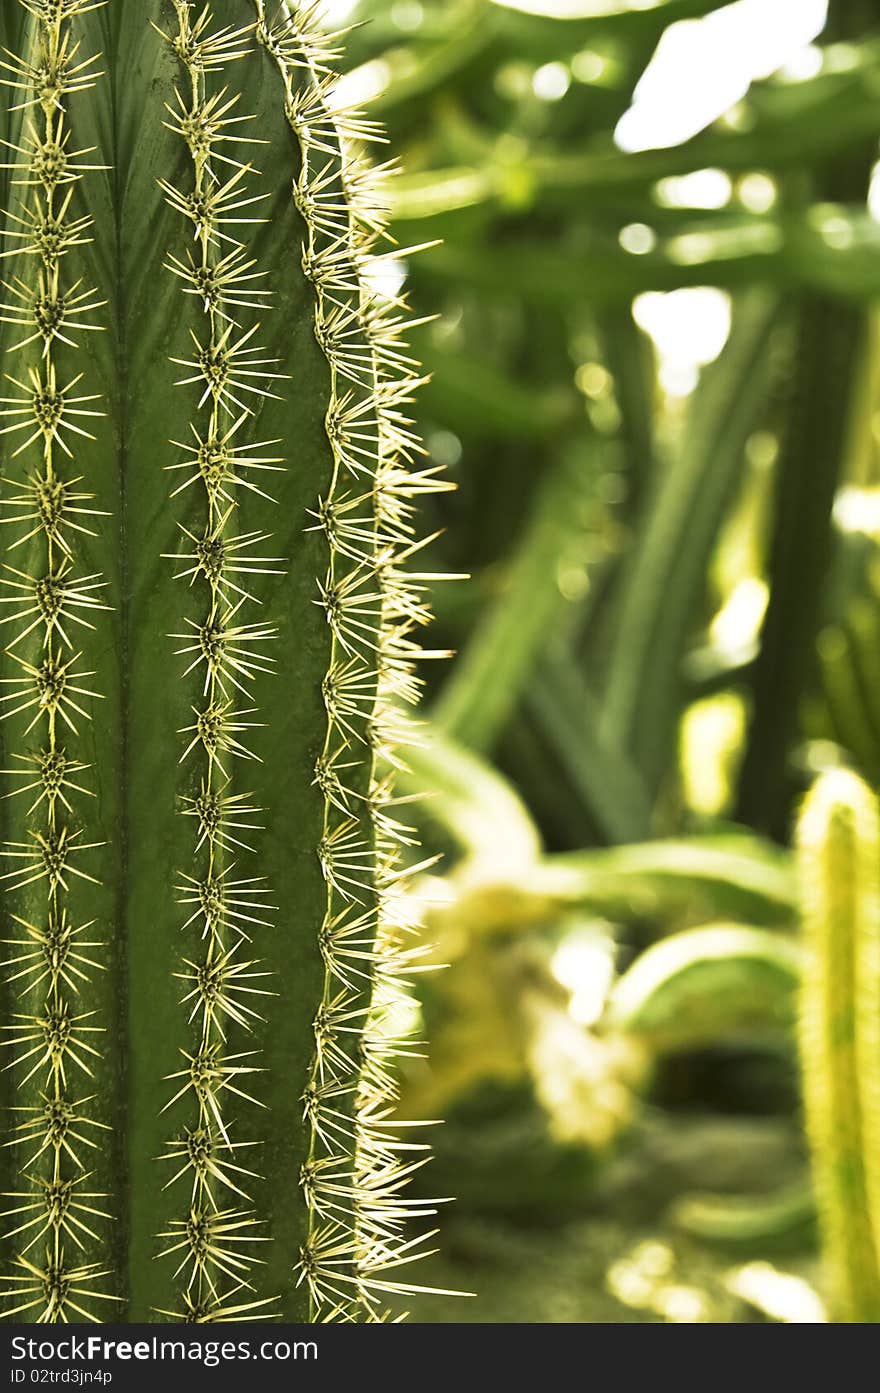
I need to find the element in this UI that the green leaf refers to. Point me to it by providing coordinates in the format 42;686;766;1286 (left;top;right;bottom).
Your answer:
396;722;543;868
606;923;802;1051
526;650;653;843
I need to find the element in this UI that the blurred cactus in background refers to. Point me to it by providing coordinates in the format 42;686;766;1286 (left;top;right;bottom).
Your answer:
5;0;880;1328
313;0;880;1325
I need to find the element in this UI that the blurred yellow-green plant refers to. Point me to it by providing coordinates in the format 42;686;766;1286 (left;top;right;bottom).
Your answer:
797;770;880;1323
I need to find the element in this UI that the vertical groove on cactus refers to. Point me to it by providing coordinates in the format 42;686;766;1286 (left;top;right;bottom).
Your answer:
0;0;116;1322
797;768;880;1322
154;1;284;1323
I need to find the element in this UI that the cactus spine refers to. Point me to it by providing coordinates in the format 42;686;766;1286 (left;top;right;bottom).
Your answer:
797;768;880;1322
0;0;442;1323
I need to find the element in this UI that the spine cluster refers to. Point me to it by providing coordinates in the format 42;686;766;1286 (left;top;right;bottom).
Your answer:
253;0;447;1320
157;0;284;1323
0;0;115;1323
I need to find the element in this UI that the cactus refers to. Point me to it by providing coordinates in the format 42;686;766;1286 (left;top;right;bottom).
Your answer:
0;0;444;1324
796;768;880;1322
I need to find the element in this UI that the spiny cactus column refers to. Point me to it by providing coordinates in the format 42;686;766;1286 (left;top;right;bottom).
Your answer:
0;0;116;1326
0;0;441;1323
797;768;880;1323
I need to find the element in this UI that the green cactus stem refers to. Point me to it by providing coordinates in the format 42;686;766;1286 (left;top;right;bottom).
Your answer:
796;768;880;1322
0;0;445;1324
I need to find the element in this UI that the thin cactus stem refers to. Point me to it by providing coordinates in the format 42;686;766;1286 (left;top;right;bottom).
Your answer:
797;767;880;1323
0;0;449;1324
154;0;281;1323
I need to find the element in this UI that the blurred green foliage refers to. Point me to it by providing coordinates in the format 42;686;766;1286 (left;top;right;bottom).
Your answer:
334;0;880;1321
